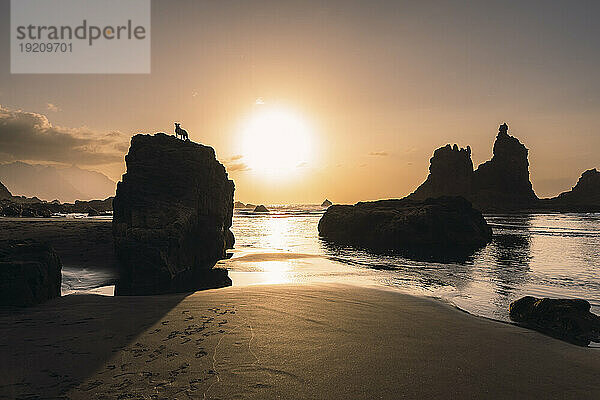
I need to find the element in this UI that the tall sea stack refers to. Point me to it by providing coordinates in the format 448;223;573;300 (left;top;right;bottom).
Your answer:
113;133;234;295
410;144;473;199
471;123;537;208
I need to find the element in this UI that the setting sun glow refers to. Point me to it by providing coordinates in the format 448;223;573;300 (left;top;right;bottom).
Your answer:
239;107;314;177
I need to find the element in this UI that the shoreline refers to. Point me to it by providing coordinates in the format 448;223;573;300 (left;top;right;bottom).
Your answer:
2;283;599;399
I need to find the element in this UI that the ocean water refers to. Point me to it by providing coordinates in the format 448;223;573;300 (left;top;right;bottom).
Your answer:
223;206;600;322
58;206;600;324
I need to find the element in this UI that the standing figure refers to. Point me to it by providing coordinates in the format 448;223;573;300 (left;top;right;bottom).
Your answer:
174;123;189;141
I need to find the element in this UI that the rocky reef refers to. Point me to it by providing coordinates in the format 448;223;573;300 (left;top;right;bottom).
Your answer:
410;123;538;210
112;133;234;295
0;196;114;217
509;296;600;347
0;240;62;306
318;196;492;254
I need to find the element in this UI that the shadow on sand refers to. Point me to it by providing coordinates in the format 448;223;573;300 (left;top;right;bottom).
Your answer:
0;292;188;399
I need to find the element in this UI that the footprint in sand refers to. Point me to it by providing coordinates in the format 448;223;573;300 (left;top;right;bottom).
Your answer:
194;350;208;358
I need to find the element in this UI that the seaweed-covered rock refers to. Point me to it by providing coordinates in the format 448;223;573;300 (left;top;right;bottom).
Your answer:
113;133;234;295
318;196;492;252
509;296;600;346
0;240;62;306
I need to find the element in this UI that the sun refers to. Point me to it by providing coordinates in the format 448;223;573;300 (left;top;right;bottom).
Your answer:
239;106;314;177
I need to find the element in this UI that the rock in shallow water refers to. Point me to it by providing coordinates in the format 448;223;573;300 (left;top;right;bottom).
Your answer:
0;240;62;306
509;296;600;346
113;133;234;295
253;204;269;213
318;196;492;253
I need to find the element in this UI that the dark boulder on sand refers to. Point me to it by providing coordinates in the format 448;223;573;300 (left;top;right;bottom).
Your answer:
253;204;269;213
509;296;600;346
318;196;492;253
0;240;62;306
321;199;333;207
112;133;234;295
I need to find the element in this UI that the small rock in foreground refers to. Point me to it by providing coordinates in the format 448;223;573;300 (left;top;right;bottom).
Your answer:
0;240;62;307
509;296;600;346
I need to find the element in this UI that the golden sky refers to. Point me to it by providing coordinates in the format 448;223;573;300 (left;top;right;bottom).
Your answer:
0;0;598;203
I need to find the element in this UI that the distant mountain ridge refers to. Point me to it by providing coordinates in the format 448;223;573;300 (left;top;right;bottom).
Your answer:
0;162;116;203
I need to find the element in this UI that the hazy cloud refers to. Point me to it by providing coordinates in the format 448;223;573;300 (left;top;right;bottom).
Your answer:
226;162;250;172
222;155;250;172
369;151;389;156
46;103;61;112
0;105;127;166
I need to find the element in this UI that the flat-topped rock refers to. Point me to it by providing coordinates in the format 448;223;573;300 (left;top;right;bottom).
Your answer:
113;133;234;295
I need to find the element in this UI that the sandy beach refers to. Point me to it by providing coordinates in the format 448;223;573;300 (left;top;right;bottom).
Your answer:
1;283;599;399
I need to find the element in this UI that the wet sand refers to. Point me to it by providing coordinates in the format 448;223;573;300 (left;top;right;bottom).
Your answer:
1;284;599;399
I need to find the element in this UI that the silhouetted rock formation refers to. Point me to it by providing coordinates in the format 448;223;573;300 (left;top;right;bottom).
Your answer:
471;123;537;208
0;240;62;306
253;205;269;213
112;133;234;295
321;199;333;207
234;201;246;208
410;144;473;199
509;296;600;347
318;196;492;253
540;169;600;212
409;123;538;210
0;181;11;200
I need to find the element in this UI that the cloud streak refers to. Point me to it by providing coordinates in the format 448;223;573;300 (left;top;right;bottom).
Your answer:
222;155;250;172
0;105;127;167
369;151;389;156
46;103;61;112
